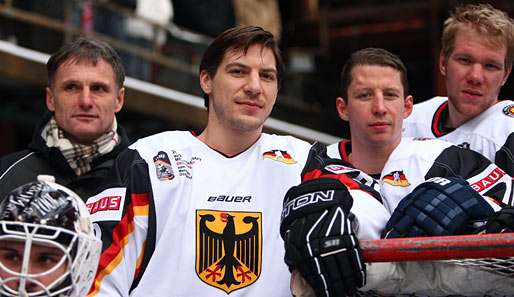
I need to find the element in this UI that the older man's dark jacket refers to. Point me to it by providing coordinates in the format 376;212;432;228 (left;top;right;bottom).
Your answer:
0;112;130;200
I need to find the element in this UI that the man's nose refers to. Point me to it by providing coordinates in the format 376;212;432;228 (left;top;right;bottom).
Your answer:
243;72;262;97
371;93;387;115
466;63;484;85
77;88;94;109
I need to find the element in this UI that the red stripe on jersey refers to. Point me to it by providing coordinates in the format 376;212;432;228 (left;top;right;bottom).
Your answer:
303;169;361;190
132;193;150;207
133;245;146;283
431;101;448;137
129;193;150;281
89;193;150;296
338;139;352;162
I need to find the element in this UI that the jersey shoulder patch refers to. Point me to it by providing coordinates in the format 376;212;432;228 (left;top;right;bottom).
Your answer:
86;187;126;222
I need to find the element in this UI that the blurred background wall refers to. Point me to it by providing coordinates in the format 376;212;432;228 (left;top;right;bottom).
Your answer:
0;0;512;156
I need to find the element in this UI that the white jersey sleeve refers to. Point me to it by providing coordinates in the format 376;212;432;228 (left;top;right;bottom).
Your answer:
404;97;514;176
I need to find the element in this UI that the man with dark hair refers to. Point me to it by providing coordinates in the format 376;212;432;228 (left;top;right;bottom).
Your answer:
199;25;283;109
86;26;310;296
403;3;514;176
0;37;129;199
282;48;514;297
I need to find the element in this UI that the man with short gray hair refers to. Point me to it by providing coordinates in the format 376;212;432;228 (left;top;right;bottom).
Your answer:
0;37;130;199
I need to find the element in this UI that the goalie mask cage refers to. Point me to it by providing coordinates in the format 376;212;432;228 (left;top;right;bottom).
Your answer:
361;232;514;277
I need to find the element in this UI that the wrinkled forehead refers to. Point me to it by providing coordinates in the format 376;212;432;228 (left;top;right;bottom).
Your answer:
55;57;116;79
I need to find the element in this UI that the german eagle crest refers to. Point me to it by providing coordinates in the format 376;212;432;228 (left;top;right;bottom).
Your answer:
196;210;262;293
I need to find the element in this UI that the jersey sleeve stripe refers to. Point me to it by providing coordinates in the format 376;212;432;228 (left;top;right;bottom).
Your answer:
133;241;147;281
88;193;150;296
88;217;135;296
134;205;149;216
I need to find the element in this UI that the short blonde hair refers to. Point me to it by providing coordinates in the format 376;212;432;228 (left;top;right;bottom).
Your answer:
441;3;514;68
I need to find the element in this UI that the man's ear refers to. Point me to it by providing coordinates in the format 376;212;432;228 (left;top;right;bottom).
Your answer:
46;87;55;111
114;87;125;113
404;95;414;118
439;52;447;77
199;70;213;96
335;97;349;121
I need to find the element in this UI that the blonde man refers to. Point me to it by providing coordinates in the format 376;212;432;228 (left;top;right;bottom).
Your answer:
403;3;514;176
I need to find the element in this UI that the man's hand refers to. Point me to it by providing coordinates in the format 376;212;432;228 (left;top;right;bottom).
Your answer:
486;206;514;233
280;177;366;297
382;177;495;238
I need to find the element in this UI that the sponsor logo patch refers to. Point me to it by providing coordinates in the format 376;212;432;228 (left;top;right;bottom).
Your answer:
86;188;126;222
263;150;297;164
196;210;262;293
208;195;252;203
383;171;411;187
503;104;514;118
324;164;356;174
172;150;201;179
153;151;175;181
282;190;334;219
470;167;506;193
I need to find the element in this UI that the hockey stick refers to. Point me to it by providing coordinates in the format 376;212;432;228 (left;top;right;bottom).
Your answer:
361;232;514;262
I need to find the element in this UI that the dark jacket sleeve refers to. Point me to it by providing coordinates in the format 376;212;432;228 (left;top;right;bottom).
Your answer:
0;150;41;199
495;132;514;177
426;145;513;206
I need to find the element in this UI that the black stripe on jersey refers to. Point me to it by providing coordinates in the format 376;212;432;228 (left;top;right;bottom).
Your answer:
425;145;510;204
495;132;514;177
425;145;492;180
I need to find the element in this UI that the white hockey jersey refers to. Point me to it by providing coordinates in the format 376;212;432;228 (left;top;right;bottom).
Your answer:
403;97;514;176
320;138;514;295
327;137;513;214
86;131;311;297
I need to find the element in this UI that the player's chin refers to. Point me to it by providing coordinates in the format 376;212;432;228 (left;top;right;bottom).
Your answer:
368;133;396;144
456;102;488;118
231;115;266;132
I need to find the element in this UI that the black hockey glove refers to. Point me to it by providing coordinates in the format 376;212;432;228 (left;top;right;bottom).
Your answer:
382;176;495;238
486;206;514;233
280;177;366;297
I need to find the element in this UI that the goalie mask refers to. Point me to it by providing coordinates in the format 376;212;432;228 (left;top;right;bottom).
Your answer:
0;176;101;297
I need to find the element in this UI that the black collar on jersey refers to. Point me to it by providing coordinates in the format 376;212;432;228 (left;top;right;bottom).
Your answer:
369;173;381;180
431;100;456;137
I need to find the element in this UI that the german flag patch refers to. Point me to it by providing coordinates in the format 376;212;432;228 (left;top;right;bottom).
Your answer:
383;171;411;187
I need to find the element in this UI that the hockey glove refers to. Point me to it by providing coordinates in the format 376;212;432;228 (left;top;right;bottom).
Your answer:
382;176;495;238
280;177;366;297
486;206;514;233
